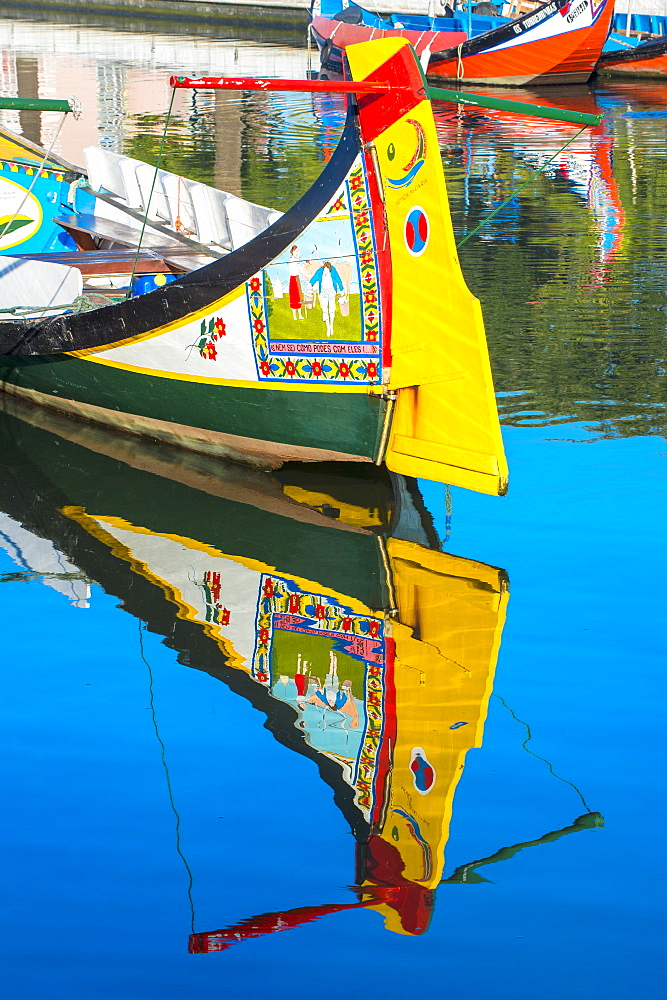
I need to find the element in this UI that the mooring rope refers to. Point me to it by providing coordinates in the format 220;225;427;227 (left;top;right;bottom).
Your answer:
456;41;465;81
0;291;124;318
456;124;588;247
139;620;196;934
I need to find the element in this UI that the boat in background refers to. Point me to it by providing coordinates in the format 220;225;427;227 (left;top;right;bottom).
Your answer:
310;0;505;70
599;10;667;76
0;394;603;947
311;0;615;86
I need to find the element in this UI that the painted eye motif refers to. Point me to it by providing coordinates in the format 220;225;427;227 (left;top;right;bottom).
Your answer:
387;142;395;161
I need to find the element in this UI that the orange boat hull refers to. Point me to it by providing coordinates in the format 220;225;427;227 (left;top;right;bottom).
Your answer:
428;3;614;86
597;38;667;77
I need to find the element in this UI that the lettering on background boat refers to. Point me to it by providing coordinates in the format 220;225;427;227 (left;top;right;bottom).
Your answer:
512;2;557;33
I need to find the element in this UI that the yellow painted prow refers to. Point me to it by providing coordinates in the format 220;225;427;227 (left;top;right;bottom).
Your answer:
360;539;509;934
347;39;509;496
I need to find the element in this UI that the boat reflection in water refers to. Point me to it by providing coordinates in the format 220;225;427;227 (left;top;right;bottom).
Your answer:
433;86;625;284
0;397;602;952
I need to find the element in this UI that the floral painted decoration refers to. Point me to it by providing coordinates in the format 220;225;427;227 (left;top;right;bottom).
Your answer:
188;315;227;361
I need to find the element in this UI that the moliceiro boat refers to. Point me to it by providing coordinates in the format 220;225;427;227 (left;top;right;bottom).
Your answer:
311;0;615;87
0;40;598;496
597;10;667;77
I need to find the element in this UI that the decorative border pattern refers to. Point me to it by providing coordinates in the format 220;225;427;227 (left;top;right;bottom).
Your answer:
246;158;382;385
349;162;381;346
0;161;66;182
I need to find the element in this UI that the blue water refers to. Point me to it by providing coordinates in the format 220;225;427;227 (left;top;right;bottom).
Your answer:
1;425;663;999
1;10;666;999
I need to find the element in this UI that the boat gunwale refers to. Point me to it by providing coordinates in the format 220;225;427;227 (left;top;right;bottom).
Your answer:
0;102;361;357
597;34;667;66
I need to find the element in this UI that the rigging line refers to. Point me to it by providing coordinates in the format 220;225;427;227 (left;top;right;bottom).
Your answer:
455;125;588;248
138;620;196;933
126;88;176;298
492;692;592;813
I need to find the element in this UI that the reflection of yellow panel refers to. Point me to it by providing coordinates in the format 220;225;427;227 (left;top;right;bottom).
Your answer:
347;39;508;496
281;484;386;529
363;539;508;932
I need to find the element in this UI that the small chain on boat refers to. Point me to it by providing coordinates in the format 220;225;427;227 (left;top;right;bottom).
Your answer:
444;484;452;545
0;110;68;243
456;125;588;248
126;88;176;297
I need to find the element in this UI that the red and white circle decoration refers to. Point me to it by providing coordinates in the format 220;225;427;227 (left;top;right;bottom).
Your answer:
404;206;429;257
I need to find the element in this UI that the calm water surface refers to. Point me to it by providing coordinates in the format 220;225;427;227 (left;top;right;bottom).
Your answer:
0;11;665;1000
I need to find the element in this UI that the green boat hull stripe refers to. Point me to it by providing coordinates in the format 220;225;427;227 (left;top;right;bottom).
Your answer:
0;356;387;459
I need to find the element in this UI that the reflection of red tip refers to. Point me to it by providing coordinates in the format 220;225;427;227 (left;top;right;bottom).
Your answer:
361;836;435;936
188;899;372;954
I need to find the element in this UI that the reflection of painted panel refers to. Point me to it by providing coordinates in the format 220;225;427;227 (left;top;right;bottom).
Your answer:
65;510;388;819
254;572;387;819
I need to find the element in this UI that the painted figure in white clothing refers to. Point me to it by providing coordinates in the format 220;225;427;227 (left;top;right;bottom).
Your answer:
310;261;344;337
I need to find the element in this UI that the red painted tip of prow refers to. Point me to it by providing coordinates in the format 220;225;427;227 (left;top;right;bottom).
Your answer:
350;46;427;144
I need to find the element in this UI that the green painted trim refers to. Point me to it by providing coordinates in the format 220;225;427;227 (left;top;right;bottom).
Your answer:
0;355;387;459
426;86;603;127
0;97;74;113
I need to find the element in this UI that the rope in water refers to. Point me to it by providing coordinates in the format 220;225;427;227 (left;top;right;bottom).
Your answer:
126;88;176;297
456;124;588;248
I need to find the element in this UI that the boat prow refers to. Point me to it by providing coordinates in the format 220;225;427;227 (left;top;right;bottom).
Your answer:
0;39;512;493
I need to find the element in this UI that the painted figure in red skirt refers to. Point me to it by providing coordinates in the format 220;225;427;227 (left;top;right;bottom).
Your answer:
288;245;304;320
